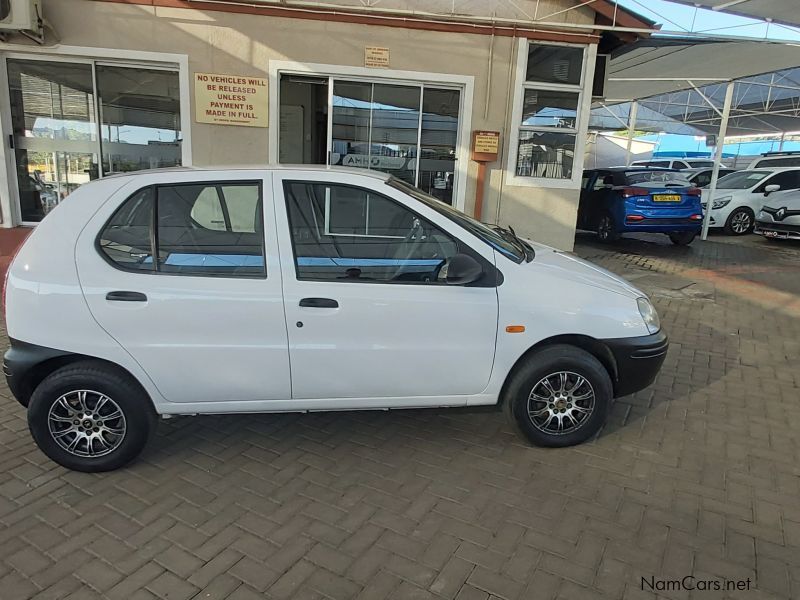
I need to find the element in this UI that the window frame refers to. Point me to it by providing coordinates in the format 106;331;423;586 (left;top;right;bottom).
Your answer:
283;179;497;287
95;180;267;279
506;39;596;189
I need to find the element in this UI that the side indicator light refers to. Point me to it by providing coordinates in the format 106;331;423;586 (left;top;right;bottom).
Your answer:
505;325;526;333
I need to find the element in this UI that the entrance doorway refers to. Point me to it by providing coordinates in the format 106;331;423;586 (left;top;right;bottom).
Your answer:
278;73;462;206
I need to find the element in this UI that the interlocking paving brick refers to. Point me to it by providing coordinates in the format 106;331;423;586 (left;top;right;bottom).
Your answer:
1;233;799;599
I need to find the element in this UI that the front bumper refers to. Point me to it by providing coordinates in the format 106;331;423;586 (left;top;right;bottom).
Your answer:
755;220;800;240
603;330;669;397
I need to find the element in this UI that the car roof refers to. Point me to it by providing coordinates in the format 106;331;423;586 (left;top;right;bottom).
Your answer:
103;164;393;181
587;167;680;173
739;166;800;172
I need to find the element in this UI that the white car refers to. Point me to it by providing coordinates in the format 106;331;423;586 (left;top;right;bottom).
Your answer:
4;166;667;472
701;167;800;235
747;152;800;169
630;158;720;170
756;189;800;241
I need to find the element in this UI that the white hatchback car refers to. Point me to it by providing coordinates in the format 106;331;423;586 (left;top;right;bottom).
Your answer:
701;167;800;235
4;166;667;472
756;189;800;241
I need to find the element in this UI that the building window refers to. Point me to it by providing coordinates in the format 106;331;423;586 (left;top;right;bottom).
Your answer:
512;42;586;182
7;58;181;223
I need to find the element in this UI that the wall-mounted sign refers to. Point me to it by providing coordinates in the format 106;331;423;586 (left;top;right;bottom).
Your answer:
706;134;717;147
194;72;268;127
365;47;390;68
472;130;501;162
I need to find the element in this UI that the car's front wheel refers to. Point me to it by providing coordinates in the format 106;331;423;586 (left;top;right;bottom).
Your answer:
668;231;697;246
724;207;755;235
504;345;612;447
27;361;157;472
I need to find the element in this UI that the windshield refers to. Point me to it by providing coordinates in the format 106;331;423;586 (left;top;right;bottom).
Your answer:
387;178;524;263
717;170;770;189
686;160;714;168
624;170;689;185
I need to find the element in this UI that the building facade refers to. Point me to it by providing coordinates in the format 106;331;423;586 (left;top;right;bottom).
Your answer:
0;0;651;249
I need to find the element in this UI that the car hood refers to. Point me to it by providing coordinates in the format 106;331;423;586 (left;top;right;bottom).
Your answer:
763;193;800;211
523;240;644;300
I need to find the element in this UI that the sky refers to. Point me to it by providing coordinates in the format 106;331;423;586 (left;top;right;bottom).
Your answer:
616;0;800;41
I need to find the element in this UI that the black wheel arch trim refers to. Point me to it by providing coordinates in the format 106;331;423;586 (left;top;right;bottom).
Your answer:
3;339;152;409
498;330;668;407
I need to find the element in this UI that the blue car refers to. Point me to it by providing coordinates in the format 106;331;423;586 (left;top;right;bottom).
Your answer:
579;168;704;245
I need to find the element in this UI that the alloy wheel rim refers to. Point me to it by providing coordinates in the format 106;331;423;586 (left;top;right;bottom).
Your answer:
598;217;612;239
527;371;595;435
47;390;127;458
732;212;751;233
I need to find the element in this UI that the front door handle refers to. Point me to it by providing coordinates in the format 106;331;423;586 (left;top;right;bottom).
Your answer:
299;297;338;308
106;291;147;302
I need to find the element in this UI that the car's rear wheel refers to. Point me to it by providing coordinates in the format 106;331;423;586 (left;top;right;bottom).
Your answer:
28;361;157;472
596;213;620;243
503;345;612;447
724;207;755;235
668;231;697;246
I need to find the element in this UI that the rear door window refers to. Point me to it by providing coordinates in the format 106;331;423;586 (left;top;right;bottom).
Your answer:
98;181;266;278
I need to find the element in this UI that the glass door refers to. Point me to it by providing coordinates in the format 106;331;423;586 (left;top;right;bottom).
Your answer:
7;57;182;224
7;59;100;223
278;74;463;206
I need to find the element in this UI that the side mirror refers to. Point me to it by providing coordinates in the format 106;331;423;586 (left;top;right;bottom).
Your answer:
446;253;484;285
764;184;781;196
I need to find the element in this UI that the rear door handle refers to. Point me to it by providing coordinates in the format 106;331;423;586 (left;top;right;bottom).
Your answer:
299;297;338;308
106;291;147;302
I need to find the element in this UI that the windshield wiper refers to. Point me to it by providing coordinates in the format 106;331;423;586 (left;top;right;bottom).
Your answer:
492;225;535;262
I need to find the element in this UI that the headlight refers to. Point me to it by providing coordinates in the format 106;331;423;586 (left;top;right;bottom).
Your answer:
637;297;660;334
712;197;732;210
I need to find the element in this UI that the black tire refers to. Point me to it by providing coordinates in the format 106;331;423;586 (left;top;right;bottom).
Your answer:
27;361;157;472
668;231;696;246
724;207;755;235
596;212;620;243
503;345;612;447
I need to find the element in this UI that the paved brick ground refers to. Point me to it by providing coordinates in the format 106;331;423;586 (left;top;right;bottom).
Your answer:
1;232;799;600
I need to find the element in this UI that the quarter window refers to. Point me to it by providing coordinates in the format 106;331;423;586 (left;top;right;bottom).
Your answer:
514;42;585;181
98;187;154;271
98;182;265;277
285;181;458;283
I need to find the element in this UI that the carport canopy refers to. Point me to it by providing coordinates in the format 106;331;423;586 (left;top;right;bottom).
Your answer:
667;0;800;29
589;32;800;239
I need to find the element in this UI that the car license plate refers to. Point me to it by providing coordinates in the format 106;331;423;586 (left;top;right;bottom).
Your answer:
652;194;681;202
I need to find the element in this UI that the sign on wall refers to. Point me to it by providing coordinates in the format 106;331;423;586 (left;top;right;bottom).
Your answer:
194;72;268;127
472;130;500;161
365;47;390;68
